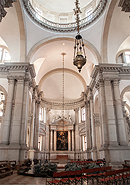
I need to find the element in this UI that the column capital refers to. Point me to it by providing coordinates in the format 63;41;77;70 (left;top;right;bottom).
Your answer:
7;76;15;84
45;107;50;112
104;78;111;86
32;93;36;100
74;108;79;112
36;99;40;104
38;91;43;102
89;90;93;101
32;86;37;99
113;78;120;86
99;78;104;87
15;76;25;84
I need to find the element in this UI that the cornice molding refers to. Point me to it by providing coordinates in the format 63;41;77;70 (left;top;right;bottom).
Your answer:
41;96;84;110
90;64;130;91
0;63;36;79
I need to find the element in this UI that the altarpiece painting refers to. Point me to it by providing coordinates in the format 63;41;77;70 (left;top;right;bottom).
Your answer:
57;131;68;150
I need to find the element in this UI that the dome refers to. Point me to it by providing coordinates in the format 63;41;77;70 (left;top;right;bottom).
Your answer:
22;0;107;32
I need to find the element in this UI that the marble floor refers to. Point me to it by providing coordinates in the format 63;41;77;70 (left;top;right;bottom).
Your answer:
0;172;89;185
1;172;130;185
0;172;47;185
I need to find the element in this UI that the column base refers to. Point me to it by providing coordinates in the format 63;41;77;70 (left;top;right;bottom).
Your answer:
34;149;40;159
99;145;130;166
28;149;35;162
0;144;20;161
86;149;92;159
91;148;97;160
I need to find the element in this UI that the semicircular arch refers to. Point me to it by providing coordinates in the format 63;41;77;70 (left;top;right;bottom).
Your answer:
39;68;86;91
101;0;117;63
121;85;130;100
0;85;7;101
27;35;101;64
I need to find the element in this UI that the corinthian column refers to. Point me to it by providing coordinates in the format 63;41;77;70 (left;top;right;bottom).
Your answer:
1;77;14;145
54;130;57;151
72;129;74;151
34;99;40;151
20;78;30;147
113;79;127;146
68;130;71;151
84;93;91;158
90;91;97;160
74;108;80;152
104;79;118;146
50;130;53;151
97;76;108;148
45;108;50;152
10;77;24;146
30;89;36;149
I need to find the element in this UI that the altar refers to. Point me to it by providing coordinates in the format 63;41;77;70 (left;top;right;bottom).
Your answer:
48;117;75;160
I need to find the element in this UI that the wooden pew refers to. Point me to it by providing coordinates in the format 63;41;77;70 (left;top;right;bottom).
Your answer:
122;160;130;168
0;161;13;178
98;168;130;184
9;160;17;170
46;166;112;185
17;161;30;174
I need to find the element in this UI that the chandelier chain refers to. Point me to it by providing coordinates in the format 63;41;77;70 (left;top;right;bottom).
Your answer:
61;53;66;130
74;0;82;34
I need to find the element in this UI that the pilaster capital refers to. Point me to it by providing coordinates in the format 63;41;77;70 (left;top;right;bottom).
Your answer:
15;76;25;84
89;89;93;101
7;76;14;84
104;78;111;86
45;107;50;113
38;91;43;102
74;108;79;113
98;78;104;88
32;90;36;100
83;92;87;103
24;78;30;85
113;78;120;86
36;99;40;104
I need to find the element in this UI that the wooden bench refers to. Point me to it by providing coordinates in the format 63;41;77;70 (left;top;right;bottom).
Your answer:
46;166;112;185
122;160;130;168
0;161;13;178
9;160;17;170
17;161;30;174
98;168;130;184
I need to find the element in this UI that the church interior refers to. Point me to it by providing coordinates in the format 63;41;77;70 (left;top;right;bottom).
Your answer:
0;0;130;183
